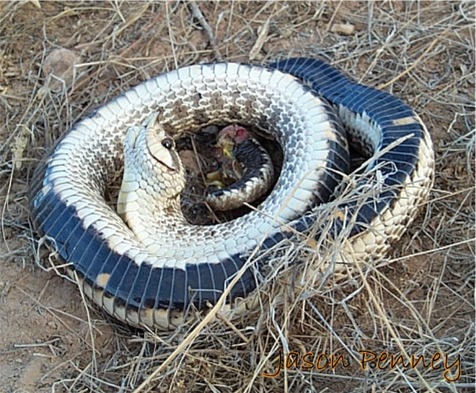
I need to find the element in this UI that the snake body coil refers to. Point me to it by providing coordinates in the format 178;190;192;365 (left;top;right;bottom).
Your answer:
29;58;434;330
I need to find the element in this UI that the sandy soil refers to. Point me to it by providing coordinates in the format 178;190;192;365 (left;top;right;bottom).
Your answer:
0;1;474;392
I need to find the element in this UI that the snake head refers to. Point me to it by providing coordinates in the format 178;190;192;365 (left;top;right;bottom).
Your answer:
122;112;185;201
124;112;182;173
143;113;182;172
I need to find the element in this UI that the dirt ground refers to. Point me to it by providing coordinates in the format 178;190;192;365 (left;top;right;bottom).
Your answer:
0;1;474;392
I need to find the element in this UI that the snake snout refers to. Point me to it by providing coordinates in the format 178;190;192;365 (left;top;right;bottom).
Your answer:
121;113;186;207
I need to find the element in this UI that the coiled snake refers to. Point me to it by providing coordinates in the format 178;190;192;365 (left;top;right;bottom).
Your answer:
29;58;434;330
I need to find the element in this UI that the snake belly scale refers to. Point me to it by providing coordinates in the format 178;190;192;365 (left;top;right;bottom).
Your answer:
29;58;434;330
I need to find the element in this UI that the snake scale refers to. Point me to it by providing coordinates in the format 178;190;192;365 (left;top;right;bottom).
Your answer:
29;58;434;330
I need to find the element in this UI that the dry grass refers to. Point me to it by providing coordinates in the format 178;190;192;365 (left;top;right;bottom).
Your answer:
0;1;474;392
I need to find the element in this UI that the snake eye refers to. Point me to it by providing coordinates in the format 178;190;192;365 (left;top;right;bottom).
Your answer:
161;137;174;150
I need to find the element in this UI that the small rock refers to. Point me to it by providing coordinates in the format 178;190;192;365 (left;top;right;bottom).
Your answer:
42;48;82;92
330;23;355;35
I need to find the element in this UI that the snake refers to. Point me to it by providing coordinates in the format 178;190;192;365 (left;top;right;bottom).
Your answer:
29;58;434;330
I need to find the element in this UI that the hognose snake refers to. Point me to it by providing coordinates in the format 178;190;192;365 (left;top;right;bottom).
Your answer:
29;58;434;330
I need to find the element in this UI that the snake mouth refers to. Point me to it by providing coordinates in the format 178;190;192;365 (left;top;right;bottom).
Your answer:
146;143;179;172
